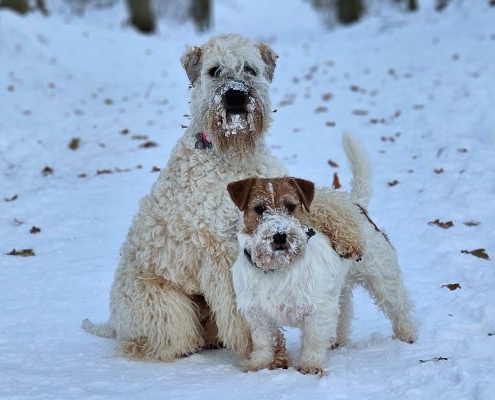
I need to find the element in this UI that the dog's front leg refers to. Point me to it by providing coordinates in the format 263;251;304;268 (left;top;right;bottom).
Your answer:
242;309;281;372
298;310;338;375
199;261;253;358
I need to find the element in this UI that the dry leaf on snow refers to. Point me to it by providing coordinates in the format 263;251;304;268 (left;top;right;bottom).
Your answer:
6;249;35;257
442;283;461;291
461;248;490;260
428;219;454;229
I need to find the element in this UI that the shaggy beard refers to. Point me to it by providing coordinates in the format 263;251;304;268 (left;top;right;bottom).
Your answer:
207;96;265;158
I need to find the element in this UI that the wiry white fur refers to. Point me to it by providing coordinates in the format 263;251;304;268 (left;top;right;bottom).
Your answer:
234;230;351;374
335;133;417;345
232;133;417;375
82;34;286;361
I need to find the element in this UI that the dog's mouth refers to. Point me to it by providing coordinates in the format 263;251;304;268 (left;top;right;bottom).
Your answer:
253;238;303;272
207;80;265;157
224;88;249;114
221;87;256;128
210;81;260;135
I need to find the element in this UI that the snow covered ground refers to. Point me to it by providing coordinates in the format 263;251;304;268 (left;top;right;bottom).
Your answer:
1;1;494;399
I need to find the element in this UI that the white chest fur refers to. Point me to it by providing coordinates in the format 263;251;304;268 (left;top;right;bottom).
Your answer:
233;233;350;328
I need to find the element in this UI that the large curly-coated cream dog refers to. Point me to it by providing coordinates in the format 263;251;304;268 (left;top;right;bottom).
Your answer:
82;34;364;361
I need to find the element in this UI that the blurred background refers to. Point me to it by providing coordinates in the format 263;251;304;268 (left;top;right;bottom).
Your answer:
2;0;493;35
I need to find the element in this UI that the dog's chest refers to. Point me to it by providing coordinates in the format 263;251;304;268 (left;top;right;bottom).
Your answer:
234;235;345;327
260;281;316;327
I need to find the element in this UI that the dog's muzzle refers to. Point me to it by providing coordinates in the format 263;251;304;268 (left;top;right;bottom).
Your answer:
243;213;316;273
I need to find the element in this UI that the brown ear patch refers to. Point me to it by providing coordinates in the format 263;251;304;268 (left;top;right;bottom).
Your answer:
227;178;257;211
257;42;278;82
288;178;315;212
181;46;203;86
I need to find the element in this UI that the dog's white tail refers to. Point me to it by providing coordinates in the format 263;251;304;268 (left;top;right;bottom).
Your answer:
342;133;372;208
82;318;116;338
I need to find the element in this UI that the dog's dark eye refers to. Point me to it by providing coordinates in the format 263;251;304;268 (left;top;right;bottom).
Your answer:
285;203;297;213
208;66;221;78
254;204;266;215
243;65;257;76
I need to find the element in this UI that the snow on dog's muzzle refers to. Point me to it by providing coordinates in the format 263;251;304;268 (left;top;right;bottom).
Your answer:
248;212;308;272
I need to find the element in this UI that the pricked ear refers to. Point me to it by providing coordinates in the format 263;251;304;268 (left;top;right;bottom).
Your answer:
227;178;257;211
257;42;278;82
289;178;315;212
180;45;203;86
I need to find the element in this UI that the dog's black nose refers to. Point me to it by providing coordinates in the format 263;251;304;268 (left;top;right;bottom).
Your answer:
224;89;247;109
272;232;287;246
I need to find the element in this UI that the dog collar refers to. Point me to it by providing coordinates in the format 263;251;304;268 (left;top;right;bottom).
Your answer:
244;248;263;271
305;227;316;240
243;248;275;274
195;131;213;150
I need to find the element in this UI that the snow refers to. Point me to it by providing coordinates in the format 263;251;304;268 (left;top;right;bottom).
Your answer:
1;1;494;399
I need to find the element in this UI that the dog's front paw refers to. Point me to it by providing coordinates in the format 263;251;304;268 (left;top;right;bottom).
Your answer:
243;350;274;372
335;243;363;262
297;364;325;376
329;341;341;350
393;328;417;344
244;361;270;372
269;351;292;370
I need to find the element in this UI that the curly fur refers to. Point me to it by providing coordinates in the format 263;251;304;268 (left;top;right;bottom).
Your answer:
82;34;287;361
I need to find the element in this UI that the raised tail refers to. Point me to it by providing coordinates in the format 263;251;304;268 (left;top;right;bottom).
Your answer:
82;318;116;338
342;132;372;208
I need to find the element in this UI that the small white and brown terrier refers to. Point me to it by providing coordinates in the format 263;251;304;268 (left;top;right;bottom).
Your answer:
227;134;417;375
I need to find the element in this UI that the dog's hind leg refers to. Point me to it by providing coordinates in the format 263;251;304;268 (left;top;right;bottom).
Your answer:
192;294;223;349
358;241;417;344
113;277;205;361
335;284;354;347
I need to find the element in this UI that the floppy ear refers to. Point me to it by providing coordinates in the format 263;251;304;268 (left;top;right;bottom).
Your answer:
289;178;315;212
181;46;203;86
257;42;278;82
227;178;256;211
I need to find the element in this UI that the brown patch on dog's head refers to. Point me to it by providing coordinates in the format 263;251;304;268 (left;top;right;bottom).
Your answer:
227;177;257;211
287;177;314;213
227;177;315;234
